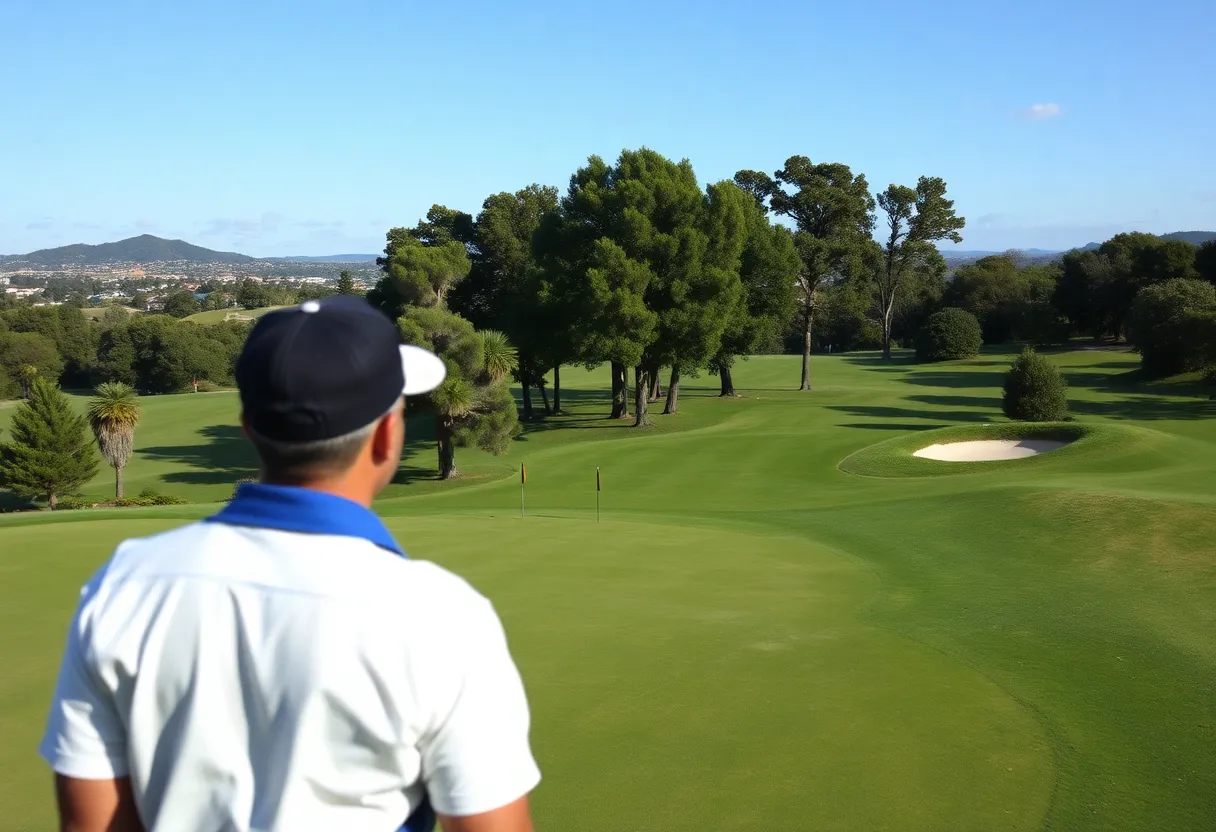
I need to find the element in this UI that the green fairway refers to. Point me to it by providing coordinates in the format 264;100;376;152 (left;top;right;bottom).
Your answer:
2;348;1214;830
183;305;285;324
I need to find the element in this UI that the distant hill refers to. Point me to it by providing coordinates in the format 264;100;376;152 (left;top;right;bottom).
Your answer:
2;235;256;266
264;254;379;263
1159;231;1216;245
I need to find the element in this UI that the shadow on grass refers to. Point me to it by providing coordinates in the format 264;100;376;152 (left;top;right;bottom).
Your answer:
1070;398;1216;421
837;422;949;431
905;393;1001;410
826;405;992;424
141;425;259;485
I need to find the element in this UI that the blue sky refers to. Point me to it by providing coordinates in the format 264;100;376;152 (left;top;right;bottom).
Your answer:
1;0;1213;256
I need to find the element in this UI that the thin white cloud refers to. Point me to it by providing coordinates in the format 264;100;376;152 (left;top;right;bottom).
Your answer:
1020;103;1062;121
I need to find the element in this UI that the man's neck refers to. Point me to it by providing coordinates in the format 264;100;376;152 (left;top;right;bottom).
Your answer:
258;476;375;509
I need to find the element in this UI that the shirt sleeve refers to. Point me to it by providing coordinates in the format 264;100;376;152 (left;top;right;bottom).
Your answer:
38;582;129;780
419;597;541;817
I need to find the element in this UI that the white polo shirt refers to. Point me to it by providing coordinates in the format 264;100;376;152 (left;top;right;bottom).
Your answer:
39;484;541;832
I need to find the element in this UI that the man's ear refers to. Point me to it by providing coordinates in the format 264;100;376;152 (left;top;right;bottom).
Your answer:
369;409;398;464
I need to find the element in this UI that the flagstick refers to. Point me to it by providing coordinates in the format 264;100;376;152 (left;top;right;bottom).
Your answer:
521;465;525;519
596;467;600;524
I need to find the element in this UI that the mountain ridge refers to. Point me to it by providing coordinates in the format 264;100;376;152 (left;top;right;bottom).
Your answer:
4;231;1212;268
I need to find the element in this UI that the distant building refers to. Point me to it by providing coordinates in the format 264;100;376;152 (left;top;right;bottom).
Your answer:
145;296;166;312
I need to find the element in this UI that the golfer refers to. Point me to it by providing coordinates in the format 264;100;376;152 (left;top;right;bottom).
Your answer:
39;297;541;831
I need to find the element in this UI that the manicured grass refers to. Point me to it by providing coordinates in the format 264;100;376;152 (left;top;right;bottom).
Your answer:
81;306;139;319
183;305;285;324
2;346;1214;831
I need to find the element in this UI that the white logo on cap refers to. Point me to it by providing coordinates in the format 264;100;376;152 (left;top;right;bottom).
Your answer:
301;301;321;313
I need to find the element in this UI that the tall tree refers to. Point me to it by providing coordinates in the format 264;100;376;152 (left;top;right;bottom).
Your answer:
336;271;359;295
163;291;201;319
87;382;140;499
367;235;472;319
539;149;740;425
449;185;561;419
711;190;800;395
0;331;63;399
371;223;519;478
1195;240;1216;287
0;379;99;508
736;158;874;387
874;177;966;358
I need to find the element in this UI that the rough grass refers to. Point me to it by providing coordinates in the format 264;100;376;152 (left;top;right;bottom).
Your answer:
2;346;1214;831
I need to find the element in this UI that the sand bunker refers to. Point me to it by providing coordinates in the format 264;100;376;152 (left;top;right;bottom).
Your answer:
913;438;1071;462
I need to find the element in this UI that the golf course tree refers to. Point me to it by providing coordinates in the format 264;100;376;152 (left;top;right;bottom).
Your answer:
1002;347;1069;422
367;227;475;320
1127;278;1216;377
370;224;520;479
0;331;63;399
0;378;99;509
710;186;801;397
447;185;564;420
1196;240;1216;286
95;316;233;393
87;382;141;499
874;177;966;358
163;291;201;318
539;148;745;425
735;157;875;389
916;307;982;362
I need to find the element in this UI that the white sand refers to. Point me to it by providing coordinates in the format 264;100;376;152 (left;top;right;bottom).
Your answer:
913;438;1071;462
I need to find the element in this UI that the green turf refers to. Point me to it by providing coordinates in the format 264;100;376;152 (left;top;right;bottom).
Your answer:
2;347;1214;831
183;305;285;324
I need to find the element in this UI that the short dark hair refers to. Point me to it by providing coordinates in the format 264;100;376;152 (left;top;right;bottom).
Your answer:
247;400;403;482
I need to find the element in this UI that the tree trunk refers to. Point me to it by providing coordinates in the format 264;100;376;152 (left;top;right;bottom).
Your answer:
648;364;663;402
116;465;124;500
552;365;562;414
881;302;894;359
520;372;534;421
538;380;551;416
800;304;813;390
48;492;57;510
611;361;629;419
719;362;737;397
437;417;457;479
663;365;680;414
633;365;650;427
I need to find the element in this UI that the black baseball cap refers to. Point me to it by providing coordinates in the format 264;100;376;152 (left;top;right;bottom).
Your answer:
236;296;446;443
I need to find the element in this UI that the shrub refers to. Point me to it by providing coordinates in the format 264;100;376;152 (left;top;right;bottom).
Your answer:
54;497;94;511
1128;279;1216;377
1003;347;1069;422
114;487;188;507
916;307;983;362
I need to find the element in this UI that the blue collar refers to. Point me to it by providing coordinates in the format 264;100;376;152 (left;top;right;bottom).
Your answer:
207;483;404;556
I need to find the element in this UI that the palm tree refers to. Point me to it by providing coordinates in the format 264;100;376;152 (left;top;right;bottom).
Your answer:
16;364;39;399
87;382;141;499
479;330;519;382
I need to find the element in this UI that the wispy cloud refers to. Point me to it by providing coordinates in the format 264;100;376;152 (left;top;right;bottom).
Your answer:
1019;103;1062;121
133;218;159;231
26;218;54;230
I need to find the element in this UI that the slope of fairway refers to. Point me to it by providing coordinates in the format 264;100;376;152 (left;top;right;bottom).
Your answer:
183;305;285;324
2;347;1214;831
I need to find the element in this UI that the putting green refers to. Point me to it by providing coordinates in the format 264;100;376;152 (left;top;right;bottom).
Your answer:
2;347;1214;831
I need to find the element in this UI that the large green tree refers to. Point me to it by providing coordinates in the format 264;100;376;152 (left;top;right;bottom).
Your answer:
874;177;966;358
1196;240;1216;287
0;331;63;399
711;186;800;396
336;271;359;295
87;382;141;499
370;222;519;478
163;291;202;318
1128;278;1216;377
736;157;874;388
0;379;99;508
539;148;743;425
449;185;562;419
